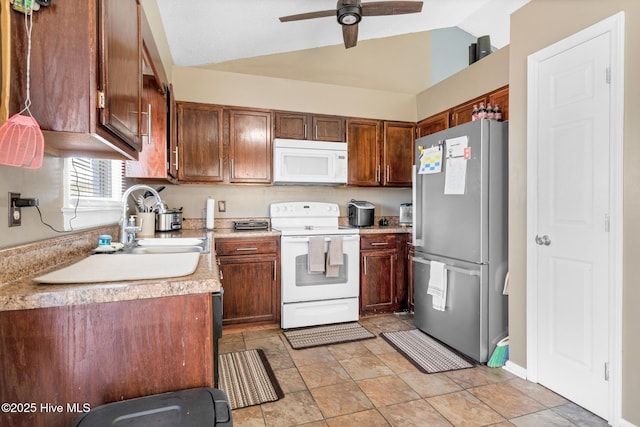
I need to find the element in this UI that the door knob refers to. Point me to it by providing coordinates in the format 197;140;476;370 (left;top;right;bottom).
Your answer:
535;235;551;246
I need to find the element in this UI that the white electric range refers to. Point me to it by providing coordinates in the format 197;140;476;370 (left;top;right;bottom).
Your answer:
270;202;360;329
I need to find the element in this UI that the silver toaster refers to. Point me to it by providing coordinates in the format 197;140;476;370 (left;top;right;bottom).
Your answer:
399;203;412;225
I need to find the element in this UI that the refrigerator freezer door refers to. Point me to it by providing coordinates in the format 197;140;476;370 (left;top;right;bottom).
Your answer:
413;252;488;362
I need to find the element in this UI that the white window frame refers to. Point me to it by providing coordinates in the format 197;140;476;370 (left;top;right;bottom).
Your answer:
62;158;123;231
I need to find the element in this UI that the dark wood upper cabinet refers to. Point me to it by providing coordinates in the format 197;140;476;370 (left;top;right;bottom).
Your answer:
417;86;509;138
347;118;382;186
99;0;142;152
451;95;487;127
417;111;449;138
7;0;142;160
488;85;509;121
229;108;272;183
176;102;224;182
348;118;413;187
383;121;415;187
274;111;345;142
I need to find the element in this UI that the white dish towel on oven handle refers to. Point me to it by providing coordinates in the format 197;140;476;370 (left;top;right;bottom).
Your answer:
427;261;448;311
325;237;343;278
308;236;325;273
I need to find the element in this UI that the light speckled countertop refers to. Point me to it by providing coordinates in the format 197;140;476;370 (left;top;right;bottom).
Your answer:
0;218;410;312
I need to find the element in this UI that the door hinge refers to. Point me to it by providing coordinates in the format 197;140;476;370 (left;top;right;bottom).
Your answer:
606;67;611;84
97;91;105;109
604;362;609;381
605;214;610;232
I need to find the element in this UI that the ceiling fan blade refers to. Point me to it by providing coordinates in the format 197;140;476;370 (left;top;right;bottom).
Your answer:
342;24;359;49
279;9;335;22
361;1;423;16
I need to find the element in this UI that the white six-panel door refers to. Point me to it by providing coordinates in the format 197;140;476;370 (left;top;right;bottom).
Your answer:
527;13;624;423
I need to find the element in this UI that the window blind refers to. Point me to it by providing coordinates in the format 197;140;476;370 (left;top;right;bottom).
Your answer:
69;158;125;200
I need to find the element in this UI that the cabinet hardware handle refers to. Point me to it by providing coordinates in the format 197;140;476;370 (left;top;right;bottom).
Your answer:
386;164;390;183
139;103;152;142
363;256;367;275
315;124;318;139
371;242;389;246
219;270;223;280
273;260;277;281
236;247;258;251
173;147;179;170
376;165;381;183
230;159;234;178
219;158;222;174
304;123;307;139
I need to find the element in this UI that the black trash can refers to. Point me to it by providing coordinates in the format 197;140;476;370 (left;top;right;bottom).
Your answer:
70;387;232;427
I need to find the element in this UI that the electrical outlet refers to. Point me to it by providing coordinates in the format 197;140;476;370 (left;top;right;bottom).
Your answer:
9;192;21;227
218;200;226;212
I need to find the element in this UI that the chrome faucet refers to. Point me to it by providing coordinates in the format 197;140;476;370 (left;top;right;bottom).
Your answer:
120;184;167;244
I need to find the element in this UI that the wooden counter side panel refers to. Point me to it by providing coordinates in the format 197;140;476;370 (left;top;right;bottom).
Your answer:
0;294;214;427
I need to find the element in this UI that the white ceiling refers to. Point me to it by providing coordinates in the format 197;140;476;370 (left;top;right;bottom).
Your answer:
154;0;530;93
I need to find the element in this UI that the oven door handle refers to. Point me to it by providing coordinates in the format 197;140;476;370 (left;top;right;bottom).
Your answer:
282;236;359;243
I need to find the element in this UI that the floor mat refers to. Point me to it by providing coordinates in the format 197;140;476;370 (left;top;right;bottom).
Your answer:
218;349;284;410
381;329;474;374
283;322;376;350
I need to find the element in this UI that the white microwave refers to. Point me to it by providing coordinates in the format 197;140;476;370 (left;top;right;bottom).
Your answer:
273;139;348;185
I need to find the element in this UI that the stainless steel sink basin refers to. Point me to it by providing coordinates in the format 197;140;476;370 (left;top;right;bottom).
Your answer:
128;245;204;254
112;237;209;254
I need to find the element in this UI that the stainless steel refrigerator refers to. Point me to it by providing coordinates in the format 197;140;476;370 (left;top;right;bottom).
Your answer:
412;119;508;363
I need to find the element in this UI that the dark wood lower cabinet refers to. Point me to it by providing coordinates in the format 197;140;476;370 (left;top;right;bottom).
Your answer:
215;237;280;325
0;294;215;427
359;233;408;315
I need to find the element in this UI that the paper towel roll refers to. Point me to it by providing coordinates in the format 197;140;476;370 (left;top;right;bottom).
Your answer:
206;198;215;230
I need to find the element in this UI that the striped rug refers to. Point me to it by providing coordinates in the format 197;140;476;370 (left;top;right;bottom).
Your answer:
381;329;474;374
283;322;375;350
218;349;284;410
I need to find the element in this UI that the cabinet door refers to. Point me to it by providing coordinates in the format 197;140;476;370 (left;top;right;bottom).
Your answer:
347;118;382;186
361;250;397;314
383;121;414;187
274;111;309;139
177;102;224;182
218;254;279;325
125;75;167;178
488;85;509;121
229;109;272;183
417;111;449;138
99;0;142;151
451;95;486;127
312;115;345;141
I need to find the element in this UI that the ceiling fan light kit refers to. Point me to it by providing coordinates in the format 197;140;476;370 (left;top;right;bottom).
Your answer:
337;5;362;25
280;1;423;49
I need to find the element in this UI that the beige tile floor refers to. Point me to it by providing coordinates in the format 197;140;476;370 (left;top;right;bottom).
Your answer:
220;314;608;427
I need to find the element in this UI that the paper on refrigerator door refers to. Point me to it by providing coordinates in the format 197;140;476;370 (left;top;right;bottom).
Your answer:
418;145;442;174
444;136;469;195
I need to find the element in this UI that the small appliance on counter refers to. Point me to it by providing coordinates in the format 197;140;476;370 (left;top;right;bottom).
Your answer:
348;200;375;227
399;203;413;225
156;208;183;231
233;220;269;231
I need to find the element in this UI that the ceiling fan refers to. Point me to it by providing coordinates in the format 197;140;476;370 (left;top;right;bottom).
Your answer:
279;1;424;49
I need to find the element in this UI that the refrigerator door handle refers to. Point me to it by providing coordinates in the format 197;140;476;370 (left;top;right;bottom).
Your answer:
412;256;481;277
412;165;424;247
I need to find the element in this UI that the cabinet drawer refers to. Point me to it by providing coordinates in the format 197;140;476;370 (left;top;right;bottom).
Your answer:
360;234;396;250
215;237;278;256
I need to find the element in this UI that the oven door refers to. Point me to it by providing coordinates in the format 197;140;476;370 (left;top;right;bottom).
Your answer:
281;234;360;302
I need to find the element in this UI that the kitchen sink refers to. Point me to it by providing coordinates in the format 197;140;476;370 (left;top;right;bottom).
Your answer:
127;245;204;254
123;237;209;254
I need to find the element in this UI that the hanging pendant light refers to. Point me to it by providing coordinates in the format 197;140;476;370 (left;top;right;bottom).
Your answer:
0;6;44;169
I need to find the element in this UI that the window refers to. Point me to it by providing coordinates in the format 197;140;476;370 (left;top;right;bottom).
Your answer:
63;158;125;231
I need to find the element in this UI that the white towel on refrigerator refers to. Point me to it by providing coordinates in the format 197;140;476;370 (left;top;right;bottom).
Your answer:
427;261;448;311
